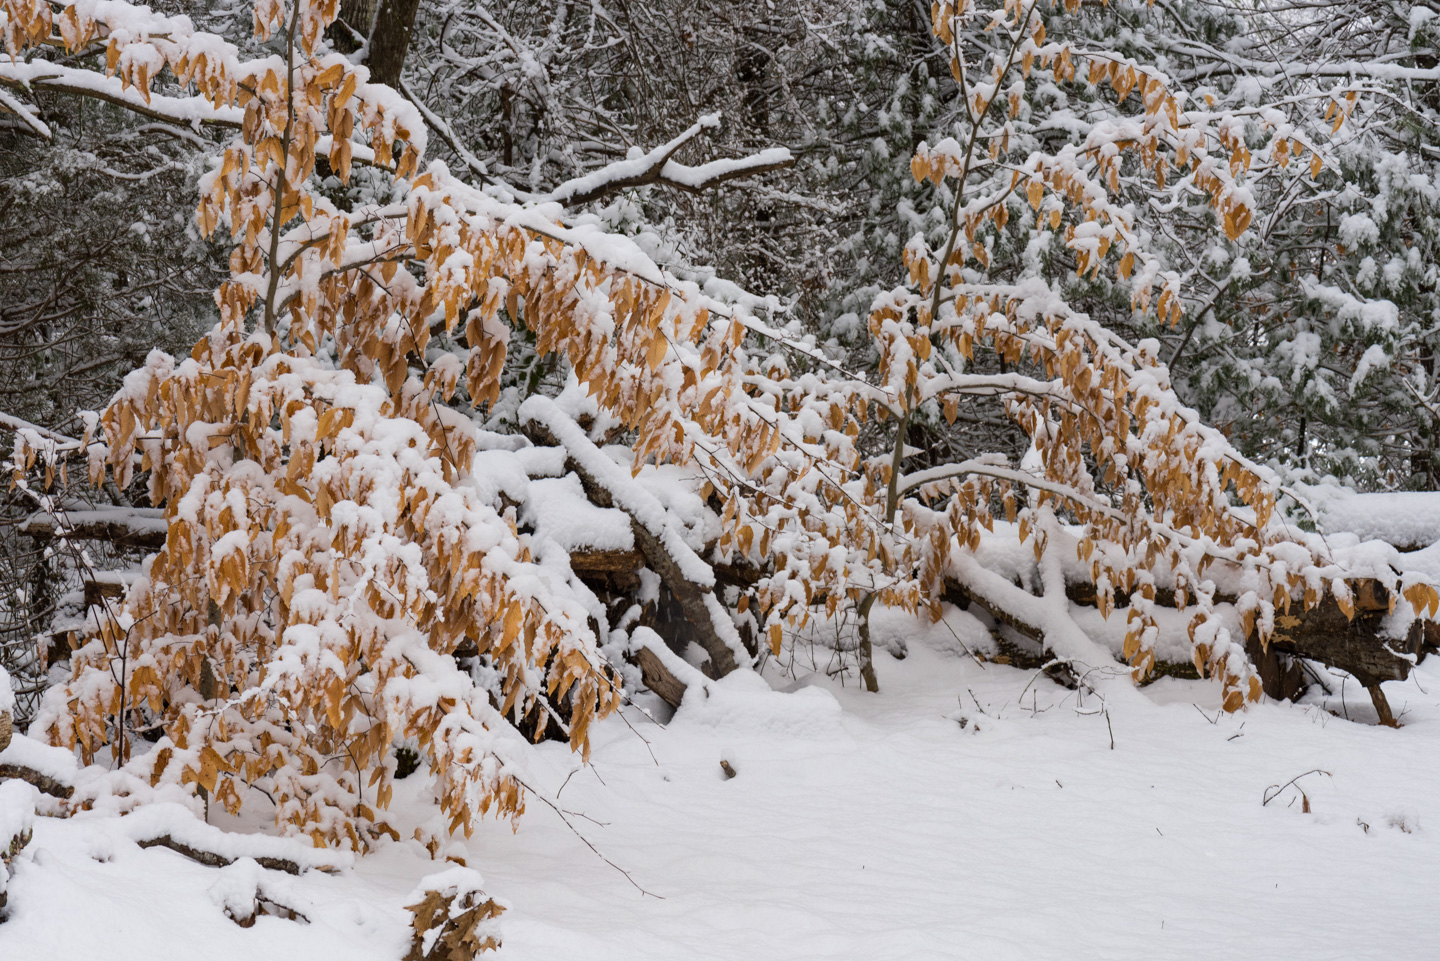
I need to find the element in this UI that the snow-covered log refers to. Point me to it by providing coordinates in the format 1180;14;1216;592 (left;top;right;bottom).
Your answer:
18;508;167;550
0;734;75;799
1049;570;1428;723
520;397;749;679
118;804;351;874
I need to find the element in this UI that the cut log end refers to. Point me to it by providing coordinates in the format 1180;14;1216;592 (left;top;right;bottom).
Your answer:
633;646;687;709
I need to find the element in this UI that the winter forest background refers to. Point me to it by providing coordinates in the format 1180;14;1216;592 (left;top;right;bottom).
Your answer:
2;0;1440;956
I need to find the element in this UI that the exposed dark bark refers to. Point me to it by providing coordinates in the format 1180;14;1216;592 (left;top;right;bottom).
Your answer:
365;0;423;88
568;549;644;575
633;645;687;709
0;763;73;799
135;836;303;874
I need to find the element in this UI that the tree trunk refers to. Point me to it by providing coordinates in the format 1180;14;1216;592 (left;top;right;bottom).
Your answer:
366;0;422;88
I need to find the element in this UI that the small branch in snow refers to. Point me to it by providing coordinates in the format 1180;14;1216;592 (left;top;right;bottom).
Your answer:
1262;769;1331;808
512;776;664;900
0;87;51;139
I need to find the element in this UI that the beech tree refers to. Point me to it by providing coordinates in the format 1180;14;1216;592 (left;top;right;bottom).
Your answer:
3;0;1438;868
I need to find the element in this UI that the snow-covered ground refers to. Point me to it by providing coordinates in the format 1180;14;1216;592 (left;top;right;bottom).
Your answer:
4;615;1440;960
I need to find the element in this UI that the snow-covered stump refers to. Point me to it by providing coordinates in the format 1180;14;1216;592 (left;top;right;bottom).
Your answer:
404;869;505;959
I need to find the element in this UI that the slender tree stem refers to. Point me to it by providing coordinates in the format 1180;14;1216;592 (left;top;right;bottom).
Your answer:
262;2;301;335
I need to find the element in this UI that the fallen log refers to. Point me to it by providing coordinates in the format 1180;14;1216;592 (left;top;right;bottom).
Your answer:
633;645;687;709
1062;573;1428;723
19;508;166;550
0;763;73;799
568;548;644;595
0;733;77;798
1255;593;1426;726
627;627;708;711
568;549;644;575
135;835;302;875
943;564;1426;722
520;398;747;679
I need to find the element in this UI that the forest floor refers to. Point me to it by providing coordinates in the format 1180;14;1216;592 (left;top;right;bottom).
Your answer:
4;611;1439;960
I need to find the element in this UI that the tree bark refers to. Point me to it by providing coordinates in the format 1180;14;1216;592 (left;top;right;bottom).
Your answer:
0;762;73;799
365;0;422;88
633;645;687;709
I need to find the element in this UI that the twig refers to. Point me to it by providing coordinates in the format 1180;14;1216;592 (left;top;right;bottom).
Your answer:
1018;657;1076;704
1262;769;1331;807
937;612;987;669
513;777;663;899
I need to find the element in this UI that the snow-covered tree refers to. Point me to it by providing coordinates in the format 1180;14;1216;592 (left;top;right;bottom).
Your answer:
4;0;1439;867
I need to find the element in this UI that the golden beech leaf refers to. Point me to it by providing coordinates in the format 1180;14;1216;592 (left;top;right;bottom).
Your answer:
1402;583;1436;618
646;332;669;371
501;601;523;650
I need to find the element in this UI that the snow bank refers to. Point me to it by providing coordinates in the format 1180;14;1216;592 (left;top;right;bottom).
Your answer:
207;856;314;924
1306;485;1440;548
110;803;354;873
673;667;846;740
0;780;36;849
8;624;1440;960
523;475;634;552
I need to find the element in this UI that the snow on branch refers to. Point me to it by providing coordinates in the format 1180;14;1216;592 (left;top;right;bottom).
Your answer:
0;61;243;130
537;114;795;207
